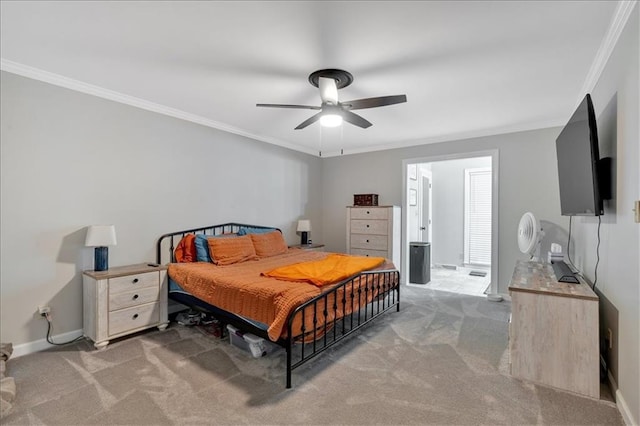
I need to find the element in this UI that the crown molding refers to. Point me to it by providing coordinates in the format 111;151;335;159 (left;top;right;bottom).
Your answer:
0;59;319;157
577;0;638;103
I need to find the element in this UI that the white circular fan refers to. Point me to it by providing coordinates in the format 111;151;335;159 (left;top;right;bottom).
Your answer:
517;212;543;260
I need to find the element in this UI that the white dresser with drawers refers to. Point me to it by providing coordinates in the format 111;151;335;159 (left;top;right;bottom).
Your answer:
83;263;169;348
346;205;401;268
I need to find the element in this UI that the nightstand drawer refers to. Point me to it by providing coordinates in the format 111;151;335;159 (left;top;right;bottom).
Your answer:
109;285;160;311
350;248;388;258
350;219;388;235
349;208;389;220
109;271;158;294
109;302;160;336
350;234;387;250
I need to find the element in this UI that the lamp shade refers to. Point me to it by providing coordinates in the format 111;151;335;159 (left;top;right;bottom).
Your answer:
85;225;117;247
297;220;311;232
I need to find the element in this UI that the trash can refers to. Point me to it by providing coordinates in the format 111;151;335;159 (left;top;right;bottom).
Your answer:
410;242;431;284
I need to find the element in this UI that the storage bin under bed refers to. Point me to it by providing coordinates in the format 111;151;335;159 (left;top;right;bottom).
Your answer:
226;324;277;358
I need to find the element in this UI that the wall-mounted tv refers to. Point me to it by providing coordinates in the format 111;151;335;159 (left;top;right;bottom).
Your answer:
555;94;605;216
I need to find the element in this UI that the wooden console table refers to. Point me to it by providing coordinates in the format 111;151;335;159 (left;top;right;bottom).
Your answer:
509;260;599;399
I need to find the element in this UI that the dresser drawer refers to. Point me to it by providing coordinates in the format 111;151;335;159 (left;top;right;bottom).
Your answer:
109;302;160;336
350;248;388;258
349;208;389;220
109;271;159;294
350;219;388;235
109;285;160;311
350;234;388;250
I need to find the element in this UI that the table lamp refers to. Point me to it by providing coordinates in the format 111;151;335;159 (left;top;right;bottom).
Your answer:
85;225;117;271
297;220;311;245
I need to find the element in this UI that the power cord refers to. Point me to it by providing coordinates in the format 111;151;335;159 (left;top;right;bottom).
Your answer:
565;214;602;291
565;215;587;282
593;215;601;291
565;216;582;279
41;312;85;346
566;216;575;267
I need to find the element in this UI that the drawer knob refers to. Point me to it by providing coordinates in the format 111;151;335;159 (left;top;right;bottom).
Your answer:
133;313;139;319
366;211;370;214
132;278;139;284
133;294;139;300
366;224;370;228
366;239;369;243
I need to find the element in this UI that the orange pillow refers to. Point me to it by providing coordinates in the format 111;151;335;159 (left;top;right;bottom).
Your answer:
250;231;288;258
174;234;196;263
207;235;258;265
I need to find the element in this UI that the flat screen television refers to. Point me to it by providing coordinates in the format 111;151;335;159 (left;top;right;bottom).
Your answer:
555;93;604;216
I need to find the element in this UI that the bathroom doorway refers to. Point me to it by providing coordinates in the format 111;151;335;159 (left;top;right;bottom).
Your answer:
402;150;498;297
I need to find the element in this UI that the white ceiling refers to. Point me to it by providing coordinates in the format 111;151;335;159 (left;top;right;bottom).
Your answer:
0;1;623;157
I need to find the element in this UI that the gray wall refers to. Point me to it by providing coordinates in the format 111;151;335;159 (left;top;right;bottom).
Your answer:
321;126;565;295
573;6;638;423
0;71;323;348
430;156;491;266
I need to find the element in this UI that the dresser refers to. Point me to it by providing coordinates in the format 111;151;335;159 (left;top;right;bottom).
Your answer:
346;206;401;268
508;260;599;399
83;263;169;348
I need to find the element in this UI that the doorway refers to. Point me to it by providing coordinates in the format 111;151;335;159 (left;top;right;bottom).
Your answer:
402;150;499;297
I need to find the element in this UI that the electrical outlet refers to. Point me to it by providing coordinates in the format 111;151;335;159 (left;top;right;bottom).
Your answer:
38;306;50;315
607;328;613;349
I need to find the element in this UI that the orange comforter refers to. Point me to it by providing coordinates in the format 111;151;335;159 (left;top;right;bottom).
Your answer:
262;253;385;287
168;250;395;341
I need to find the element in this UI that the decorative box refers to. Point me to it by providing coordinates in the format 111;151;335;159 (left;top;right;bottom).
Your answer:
354;194;379;206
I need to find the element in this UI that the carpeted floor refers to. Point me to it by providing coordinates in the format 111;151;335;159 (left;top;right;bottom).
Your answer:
3;285;622;425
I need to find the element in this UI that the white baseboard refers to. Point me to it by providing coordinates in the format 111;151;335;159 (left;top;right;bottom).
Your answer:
608;368;636;426
12;329;84;358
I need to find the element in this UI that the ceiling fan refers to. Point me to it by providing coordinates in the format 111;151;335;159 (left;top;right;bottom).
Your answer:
257;69;407;130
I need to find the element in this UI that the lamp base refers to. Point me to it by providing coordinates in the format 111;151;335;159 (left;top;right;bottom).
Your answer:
300;232;309;245
94;246;109;271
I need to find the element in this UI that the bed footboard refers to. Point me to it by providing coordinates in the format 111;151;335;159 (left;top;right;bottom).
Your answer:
285;268;400;388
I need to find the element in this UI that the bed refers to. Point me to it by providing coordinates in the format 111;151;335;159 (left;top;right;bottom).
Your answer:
156;223;400;388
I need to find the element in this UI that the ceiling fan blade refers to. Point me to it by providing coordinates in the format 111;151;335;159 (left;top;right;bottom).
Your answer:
294;112;323;130
342;110;372;129
318;77;339;105
342;94;407;110
256;103;321;110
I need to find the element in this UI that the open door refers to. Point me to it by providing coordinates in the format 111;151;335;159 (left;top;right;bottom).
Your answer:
419;171;432;243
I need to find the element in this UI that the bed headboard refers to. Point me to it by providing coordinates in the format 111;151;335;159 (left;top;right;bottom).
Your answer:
156;223;281;264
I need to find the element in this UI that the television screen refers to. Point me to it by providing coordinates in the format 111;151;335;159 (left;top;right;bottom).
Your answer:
556;94;603;216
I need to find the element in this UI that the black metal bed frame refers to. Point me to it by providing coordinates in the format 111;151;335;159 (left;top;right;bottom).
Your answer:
156;223;400;388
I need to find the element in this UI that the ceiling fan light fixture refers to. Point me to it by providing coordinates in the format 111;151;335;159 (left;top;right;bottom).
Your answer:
257;68;406;130
320;113;343;127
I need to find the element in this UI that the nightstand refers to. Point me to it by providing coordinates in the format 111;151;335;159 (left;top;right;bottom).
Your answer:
83;263;169;349
289;243;325;252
